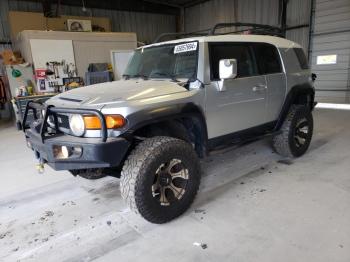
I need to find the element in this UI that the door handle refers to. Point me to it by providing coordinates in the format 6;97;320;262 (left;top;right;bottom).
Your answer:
252;84;267;92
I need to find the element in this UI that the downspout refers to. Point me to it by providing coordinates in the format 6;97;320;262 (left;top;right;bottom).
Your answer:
308;0;315;62
280;0;288;37
176;7;185;33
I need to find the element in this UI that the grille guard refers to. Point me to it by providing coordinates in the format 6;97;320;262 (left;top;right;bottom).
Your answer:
22;101;108;142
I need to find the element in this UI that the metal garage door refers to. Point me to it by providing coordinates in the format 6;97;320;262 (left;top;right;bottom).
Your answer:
311;0;350;103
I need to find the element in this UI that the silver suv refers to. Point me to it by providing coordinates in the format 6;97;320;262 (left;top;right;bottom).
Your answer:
23;24;316;223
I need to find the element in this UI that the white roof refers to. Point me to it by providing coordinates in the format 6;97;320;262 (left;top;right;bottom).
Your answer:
143;34;301;49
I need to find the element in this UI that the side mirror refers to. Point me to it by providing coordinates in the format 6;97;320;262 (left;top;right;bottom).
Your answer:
219;59;237;80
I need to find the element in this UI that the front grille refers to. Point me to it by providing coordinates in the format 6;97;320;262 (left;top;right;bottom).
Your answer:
47;114;70;129
57;114;70;129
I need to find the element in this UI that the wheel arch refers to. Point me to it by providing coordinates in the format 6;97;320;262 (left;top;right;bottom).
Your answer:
123;103;208;158
275;83;315;131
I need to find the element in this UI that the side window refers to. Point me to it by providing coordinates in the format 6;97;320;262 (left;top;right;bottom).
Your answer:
293;48;309;69
209;43;257;80
253;43;282;74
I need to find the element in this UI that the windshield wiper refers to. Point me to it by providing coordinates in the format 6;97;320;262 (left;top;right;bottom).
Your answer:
150;72;181;82
122;74;131;80
122;74;148;80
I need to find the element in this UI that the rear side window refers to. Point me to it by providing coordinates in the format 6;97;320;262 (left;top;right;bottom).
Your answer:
209;43;257;80
253;43;282;74
293;48;309;69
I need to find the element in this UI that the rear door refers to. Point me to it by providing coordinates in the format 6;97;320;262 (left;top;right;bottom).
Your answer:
205;42;267;139
252;43;286;122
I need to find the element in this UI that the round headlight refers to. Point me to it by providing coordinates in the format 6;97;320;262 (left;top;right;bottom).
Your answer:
69;114;85;136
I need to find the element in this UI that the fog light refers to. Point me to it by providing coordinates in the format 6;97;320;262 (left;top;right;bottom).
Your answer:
61;146;70;158
53;145;82;159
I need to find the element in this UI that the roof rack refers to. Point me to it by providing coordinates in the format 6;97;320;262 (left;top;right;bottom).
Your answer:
210;22;284;37
153;22;284;43
153;29;210;43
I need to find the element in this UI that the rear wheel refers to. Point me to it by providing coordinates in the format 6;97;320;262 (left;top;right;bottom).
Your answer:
272;105;313;157
120;136;201;224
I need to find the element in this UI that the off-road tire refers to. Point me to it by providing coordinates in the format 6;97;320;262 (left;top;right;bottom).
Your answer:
272;105;313;157
120;136;201;224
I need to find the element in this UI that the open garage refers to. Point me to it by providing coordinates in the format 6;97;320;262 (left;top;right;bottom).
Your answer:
0;0;349;261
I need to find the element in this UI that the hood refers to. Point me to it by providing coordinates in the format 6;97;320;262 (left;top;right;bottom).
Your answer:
47;80;187;109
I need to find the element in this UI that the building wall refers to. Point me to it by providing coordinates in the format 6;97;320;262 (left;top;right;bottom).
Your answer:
184;0;312;53
310;0;350;103
185;0;280;32
285;0;312;55
1;0;314;54
0;0;176;47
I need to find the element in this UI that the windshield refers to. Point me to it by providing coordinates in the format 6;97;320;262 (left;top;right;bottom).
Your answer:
124;41;198;81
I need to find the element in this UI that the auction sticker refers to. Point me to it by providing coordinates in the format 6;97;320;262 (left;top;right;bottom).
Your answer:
174;42;198;54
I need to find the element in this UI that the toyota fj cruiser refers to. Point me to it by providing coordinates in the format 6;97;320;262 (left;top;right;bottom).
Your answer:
23;23;316;223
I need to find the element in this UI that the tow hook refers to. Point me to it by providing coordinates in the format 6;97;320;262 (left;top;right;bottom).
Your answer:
36;159;45;174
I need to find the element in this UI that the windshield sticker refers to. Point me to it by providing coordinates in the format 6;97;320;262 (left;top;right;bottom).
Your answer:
174;42;198;54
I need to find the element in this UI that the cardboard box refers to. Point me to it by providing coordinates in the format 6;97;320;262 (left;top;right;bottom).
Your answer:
8;11;111;40
0;50;24;65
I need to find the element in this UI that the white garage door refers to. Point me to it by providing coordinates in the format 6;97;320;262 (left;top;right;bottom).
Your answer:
311;0;350;103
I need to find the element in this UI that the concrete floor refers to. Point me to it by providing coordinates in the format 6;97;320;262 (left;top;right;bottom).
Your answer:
0;108;349;262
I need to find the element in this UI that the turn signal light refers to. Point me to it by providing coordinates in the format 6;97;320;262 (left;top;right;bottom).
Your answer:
83;115;126;129
105;115;126;129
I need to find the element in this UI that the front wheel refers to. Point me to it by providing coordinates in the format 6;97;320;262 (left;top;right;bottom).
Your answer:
120;136;201;224
272;105;313;158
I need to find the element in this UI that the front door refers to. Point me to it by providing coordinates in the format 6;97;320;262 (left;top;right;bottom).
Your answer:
205;42;267;139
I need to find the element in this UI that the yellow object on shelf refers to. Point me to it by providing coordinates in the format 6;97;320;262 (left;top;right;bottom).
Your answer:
68;82;80;88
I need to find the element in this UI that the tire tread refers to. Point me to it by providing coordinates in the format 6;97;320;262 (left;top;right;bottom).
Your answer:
272;104;313;157
120;136;200;223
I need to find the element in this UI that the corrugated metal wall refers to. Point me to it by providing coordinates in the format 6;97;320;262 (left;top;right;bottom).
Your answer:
311;0;350;103
185;0;280;31
285;0;312;54
1;0;314;51
184;0;312;52
0;0;176;47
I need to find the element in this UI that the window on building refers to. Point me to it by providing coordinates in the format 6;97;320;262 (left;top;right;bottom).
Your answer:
316;54;337;65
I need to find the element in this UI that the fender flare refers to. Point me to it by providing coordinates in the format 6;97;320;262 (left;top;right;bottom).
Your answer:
274;83;315;131
123;103;209;157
